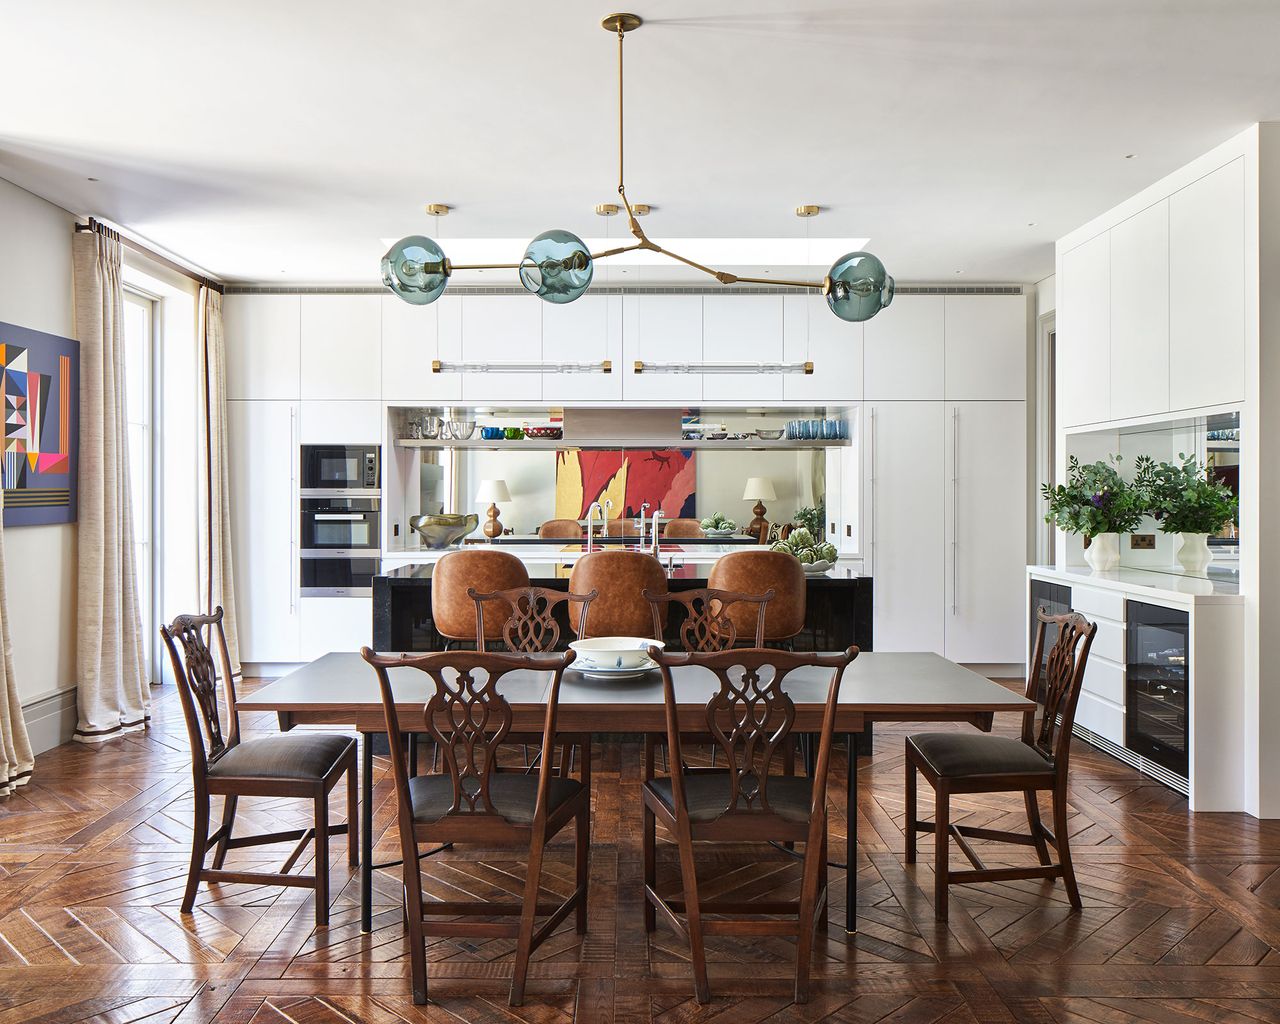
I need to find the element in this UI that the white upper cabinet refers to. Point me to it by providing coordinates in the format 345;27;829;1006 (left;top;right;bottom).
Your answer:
1170;157;1246;411
223;294;300;400
623;294;703;402
299;400;382;444
863;295;944;400
1057;231;1111;427
542;294;622;403
300;294;381;400
701;295;785;401
782;294;863;402
459;295;543;402
943;295;1027;401
381;294;462;402
1110;201;1170;420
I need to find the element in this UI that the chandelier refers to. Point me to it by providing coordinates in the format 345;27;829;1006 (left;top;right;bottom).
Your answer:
381;13;894;323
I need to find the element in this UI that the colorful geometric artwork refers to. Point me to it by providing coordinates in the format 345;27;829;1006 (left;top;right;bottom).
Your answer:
555;448;696;521
0;321;79;526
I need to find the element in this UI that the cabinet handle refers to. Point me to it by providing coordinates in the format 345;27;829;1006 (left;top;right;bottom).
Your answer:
951;406;958;616
869;407;877;560
290;406;297;615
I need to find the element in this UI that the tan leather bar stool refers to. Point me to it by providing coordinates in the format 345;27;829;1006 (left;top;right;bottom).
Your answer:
568;550;667;638
708;549;806;646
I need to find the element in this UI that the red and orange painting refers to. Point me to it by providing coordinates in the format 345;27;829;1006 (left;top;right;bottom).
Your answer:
555;449;696;521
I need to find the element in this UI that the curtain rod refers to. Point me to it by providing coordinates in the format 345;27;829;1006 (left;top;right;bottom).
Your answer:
75;217;225;294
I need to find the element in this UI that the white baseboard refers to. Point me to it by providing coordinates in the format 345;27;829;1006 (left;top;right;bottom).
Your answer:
22;686;78;755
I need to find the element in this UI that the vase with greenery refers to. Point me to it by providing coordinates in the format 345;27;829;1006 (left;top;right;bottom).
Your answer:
1133;454;1237;574
1040;455;1144;571
793;503;824;538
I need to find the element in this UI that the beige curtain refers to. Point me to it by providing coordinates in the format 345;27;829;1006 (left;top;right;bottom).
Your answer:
0;490;34;795
72;229;149;741
198;287;241;679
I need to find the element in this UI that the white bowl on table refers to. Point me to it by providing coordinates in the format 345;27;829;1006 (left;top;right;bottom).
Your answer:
568;637;665;671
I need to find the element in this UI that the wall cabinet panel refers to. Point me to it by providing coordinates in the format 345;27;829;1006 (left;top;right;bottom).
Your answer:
459;296;542;401
943;294;1027;401
622;294;703;402
864;295;944;401
783;294;863;401
381;295;462;402
542;294;622;402
702;295;784;401
1110;202;1170;420
300;295;381;400
223;295;300;400
1057;232;1111;426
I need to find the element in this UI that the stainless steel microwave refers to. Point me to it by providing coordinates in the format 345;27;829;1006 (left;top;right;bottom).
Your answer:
301;444;379;495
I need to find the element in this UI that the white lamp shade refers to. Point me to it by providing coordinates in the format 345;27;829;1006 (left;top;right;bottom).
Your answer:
742;476;776;501
476;479;511;503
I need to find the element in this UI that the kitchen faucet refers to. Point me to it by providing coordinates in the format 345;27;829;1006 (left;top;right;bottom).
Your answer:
603;498;614;537
586;502;604;552
637;502;651;548
650;508;664;554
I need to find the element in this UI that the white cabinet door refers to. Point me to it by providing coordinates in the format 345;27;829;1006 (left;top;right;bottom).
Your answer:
222;295;300;400
622;294;703;402
227;399;299;663
823;447;843;551
542;294;622;402
702;295;784;401
944;401;1027;664
299;400;381;444
300;597;372;660
866;401;945;653
783;294;863;401
1170;157;1246;411
943;295;1028;400
839;443;860;554
460;296;542;401
300;295;382;400
863;295;944;400
1057;231;1111;426
381;294;462;403
1110;201;1170;420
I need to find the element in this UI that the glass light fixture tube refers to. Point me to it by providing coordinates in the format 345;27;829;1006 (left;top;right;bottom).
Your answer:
431;359;612;374
632;360;813;375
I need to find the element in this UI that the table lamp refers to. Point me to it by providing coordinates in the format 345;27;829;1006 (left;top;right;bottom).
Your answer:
476;479;511;539
742;476;776;540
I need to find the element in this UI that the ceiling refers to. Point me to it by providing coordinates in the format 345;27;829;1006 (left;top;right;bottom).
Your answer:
3;0;1279;286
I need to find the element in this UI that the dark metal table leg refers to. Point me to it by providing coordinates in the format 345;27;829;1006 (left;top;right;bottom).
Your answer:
360;731;374;933
846;733;857;933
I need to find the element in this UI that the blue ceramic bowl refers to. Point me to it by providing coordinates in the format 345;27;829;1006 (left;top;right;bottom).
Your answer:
480;426;504;440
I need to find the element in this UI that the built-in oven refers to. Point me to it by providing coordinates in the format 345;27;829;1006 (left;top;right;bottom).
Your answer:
1125;600;1189;778
301;444;379;494
300;554;381;597
301;497;380;552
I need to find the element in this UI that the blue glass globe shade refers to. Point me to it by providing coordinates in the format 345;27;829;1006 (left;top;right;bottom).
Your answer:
381;235;449;305
825;251;894;322
519;229;593;303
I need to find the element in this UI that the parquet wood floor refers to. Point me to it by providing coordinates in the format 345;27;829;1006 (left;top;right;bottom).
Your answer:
2;678;1280;1022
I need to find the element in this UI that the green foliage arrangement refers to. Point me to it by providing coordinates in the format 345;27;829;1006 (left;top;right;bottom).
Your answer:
771;527;838;565
1040;455;1144;538
792;504;824;537
1133;454;1238;534
699;511;737;532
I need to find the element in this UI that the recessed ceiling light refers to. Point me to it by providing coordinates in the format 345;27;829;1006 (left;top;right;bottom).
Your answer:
955;270;965;275
1125;154;1136;160
86;176;98;182
1027;221;1036;227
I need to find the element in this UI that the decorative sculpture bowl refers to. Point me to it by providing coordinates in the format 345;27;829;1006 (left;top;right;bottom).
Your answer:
409;513;479;549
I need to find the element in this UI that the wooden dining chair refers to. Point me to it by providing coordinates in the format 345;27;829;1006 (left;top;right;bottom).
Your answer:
643;645;859;1003
469;586;599;653
360;647;590;1006
905;609;1098;921
161;608;357;927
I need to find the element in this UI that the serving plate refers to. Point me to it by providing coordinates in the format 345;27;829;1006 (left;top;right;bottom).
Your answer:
802;559;834;574
704;527;737;537
571;658;657;681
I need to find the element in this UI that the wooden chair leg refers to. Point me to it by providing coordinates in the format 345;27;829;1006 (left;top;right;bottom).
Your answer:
407;734;419;778
642;803;657;933
905;759;918;864
1053;785;1082;909
314;791;330;927
405;869;428;1004
211;794;237;870
794;823;827;1004
576;805;590;935
181;790;209;914
1024;790;1052;866
510;834;546;1006
674;828;710;1004
817;827;829;930
346;759;359;868
934;784;950;922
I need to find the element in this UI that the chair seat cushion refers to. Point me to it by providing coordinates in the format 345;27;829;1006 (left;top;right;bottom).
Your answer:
409;772;583;825
647;772;814;823
907;732;1053;779
208;733;354;781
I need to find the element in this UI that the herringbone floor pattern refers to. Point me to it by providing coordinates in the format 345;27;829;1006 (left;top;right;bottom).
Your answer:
2;678;1280;1022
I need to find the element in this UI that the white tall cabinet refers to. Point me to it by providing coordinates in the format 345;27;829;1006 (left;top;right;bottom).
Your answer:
228;399;299;663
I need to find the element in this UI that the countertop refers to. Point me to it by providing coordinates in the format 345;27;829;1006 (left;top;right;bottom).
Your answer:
1027;564;1242;604
382;560;864;584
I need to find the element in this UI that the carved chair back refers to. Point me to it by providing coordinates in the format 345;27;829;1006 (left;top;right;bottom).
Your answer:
643;587;774;652
650;646;857;823
159;608;240;774
361;648;573;830
1024;609;1098;769
469;586;599;653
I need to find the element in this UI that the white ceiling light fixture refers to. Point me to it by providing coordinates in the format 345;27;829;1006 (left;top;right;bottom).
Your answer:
380;12;894;324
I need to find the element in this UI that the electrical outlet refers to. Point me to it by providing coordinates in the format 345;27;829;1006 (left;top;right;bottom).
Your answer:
1130;533;1155;550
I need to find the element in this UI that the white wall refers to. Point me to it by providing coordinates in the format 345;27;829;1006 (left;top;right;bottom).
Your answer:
1036;275;1056;317
0;179;78;710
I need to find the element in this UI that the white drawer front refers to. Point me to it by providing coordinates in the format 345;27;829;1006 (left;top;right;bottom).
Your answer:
1081;654;1124;705
1075;690;1124;746
1090;618;1125;664
1069;584;1125;624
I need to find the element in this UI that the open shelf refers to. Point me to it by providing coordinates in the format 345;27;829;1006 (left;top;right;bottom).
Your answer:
395;436;850;452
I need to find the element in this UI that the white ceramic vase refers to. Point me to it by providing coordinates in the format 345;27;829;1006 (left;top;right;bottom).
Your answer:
1176;532;1213;575
1083;532;1121;572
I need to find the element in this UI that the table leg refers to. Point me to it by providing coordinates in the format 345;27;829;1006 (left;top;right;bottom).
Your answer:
846;733;857;933
360;731;374;933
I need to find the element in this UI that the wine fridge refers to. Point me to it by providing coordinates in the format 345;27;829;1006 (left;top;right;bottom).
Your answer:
1125;600;1189;778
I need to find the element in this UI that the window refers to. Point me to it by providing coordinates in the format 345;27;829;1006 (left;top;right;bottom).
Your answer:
123;290;158;682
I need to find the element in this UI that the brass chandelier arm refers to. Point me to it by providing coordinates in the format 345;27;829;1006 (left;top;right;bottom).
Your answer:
588;241;649;260
447;262;522;271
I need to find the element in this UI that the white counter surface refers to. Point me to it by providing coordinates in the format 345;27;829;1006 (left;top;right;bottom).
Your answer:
1027;564;1242;604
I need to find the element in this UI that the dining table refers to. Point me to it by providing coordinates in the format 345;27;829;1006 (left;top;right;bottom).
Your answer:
238;651;1033;933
